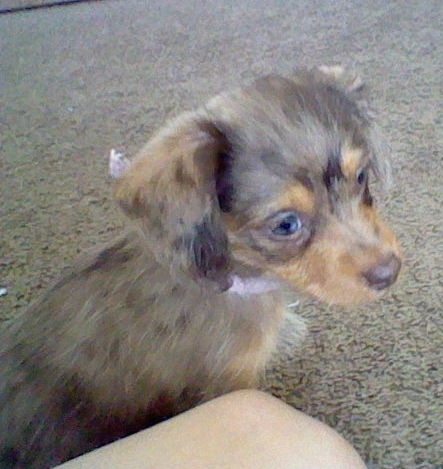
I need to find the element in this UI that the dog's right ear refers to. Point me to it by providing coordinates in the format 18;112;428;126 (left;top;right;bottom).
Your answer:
308;65;371;115
315;65;365;93
113;113;234;289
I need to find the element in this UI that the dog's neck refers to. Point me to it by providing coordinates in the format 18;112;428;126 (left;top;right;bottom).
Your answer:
227;275;281;297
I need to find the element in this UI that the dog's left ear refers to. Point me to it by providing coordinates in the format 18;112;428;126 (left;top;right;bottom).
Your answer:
114;114;234;289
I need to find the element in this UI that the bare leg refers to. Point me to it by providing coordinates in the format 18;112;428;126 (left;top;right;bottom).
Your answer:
57;390;367;469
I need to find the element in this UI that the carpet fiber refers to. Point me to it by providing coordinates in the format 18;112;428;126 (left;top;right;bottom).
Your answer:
1;1;441;467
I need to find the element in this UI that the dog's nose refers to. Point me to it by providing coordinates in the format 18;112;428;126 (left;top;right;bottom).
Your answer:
363;254;401;290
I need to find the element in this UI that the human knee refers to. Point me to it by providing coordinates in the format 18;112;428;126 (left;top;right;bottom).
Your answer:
208;390;367;468
209;389;285;425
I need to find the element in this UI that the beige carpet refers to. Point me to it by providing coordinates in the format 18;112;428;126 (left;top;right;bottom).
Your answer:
1;1;441;467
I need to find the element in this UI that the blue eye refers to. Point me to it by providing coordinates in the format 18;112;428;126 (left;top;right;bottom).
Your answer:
271;213;302;236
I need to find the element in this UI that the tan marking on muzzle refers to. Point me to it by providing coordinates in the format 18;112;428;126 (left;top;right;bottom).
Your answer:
268;205;402;306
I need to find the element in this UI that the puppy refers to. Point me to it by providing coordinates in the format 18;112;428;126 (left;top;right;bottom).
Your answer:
0;66;401;468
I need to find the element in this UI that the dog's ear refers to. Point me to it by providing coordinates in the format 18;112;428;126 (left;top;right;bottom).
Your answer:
315;65;365;93
114;114;234;289
309;65;370;116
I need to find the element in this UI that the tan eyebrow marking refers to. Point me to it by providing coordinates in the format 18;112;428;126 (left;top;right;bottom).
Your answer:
272;182;316;214
341;146;366;180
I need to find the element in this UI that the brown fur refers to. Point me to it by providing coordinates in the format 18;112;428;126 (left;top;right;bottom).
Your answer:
0;66;401;468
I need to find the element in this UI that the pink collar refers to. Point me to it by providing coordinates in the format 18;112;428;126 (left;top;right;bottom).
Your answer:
228;275;281;297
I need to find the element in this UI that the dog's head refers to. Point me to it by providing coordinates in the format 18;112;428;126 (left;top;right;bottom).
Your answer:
114;66;402;305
